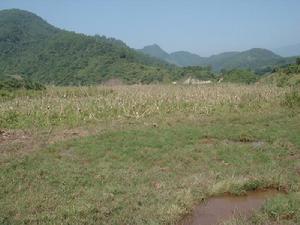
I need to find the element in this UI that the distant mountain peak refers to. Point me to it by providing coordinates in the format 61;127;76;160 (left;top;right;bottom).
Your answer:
142;44;164;50
139;44;170;60
149;43;161;48
139;44;291;71
0;8;52;25
246;48;279;54
0;8;58;41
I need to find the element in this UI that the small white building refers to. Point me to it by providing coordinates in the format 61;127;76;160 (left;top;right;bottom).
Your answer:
183;77;212;85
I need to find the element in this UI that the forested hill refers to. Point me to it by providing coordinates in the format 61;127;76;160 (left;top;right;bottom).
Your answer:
139;45;206;67
0;9;173;85
139;44;294;72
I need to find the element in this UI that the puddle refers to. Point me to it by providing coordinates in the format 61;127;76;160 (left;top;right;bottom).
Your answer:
179;190;280;225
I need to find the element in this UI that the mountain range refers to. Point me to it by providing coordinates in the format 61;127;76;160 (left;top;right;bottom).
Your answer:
0;9;298;85
0;9;172;85
139;44;296;72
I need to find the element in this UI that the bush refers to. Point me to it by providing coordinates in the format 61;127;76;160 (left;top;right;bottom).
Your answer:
0;75;45;91
282;89;300;108
222;69;258;84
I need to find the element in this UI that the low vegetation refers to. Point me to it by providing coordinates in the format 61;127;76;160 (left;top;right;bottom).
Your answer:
176;66;215;81
260;60;300;87
0;75;45;101
224;193;300;225
0;75;45;91
221;69;258;84
0;84;286;129
0;84;299;225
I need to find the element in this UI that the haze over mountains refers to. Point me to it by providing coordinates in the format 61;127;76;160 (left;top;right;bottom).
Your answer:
273;43;300;57
139;44;296;72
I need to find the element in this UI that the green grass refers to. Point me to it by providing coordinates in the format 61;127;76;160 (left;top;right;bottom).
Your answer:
1;102;299;224
1;84;299;225
224;193;300;225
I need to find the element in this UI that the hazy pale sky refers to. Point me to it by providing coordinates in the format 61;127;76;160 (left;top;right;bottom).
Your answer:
1;0;299;56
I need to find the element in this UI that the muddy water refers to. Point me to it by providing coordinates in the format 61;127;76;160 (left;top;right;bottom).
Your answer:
179;190;280;225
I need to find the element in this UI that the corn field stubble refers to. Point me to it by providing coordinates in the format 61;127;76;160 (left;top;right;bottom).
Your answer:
0;84;299;225
0;84;288;129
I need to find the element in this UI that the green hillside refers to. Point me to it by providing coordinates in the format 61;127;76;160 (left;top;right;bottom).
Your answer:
138;44;180;65
207;48;285;72
138;44;169;61
260;60;300;87
0;9;173;85
139;45;205;67
1;9;296;85
140;44;294;72
169;51;206;67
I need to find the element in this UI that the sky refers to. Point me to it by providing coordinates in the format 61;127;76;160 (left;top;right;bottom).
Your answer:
0;0;300;56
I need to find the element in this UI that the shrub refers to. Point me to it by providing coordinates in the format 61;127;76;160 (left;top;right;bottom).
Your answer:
0;75;45;91
282;89;300;108
222;69;258;84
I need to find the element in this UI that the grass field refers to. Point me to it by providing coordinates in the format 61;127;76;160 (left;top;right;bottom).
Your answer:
0;84;299;225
